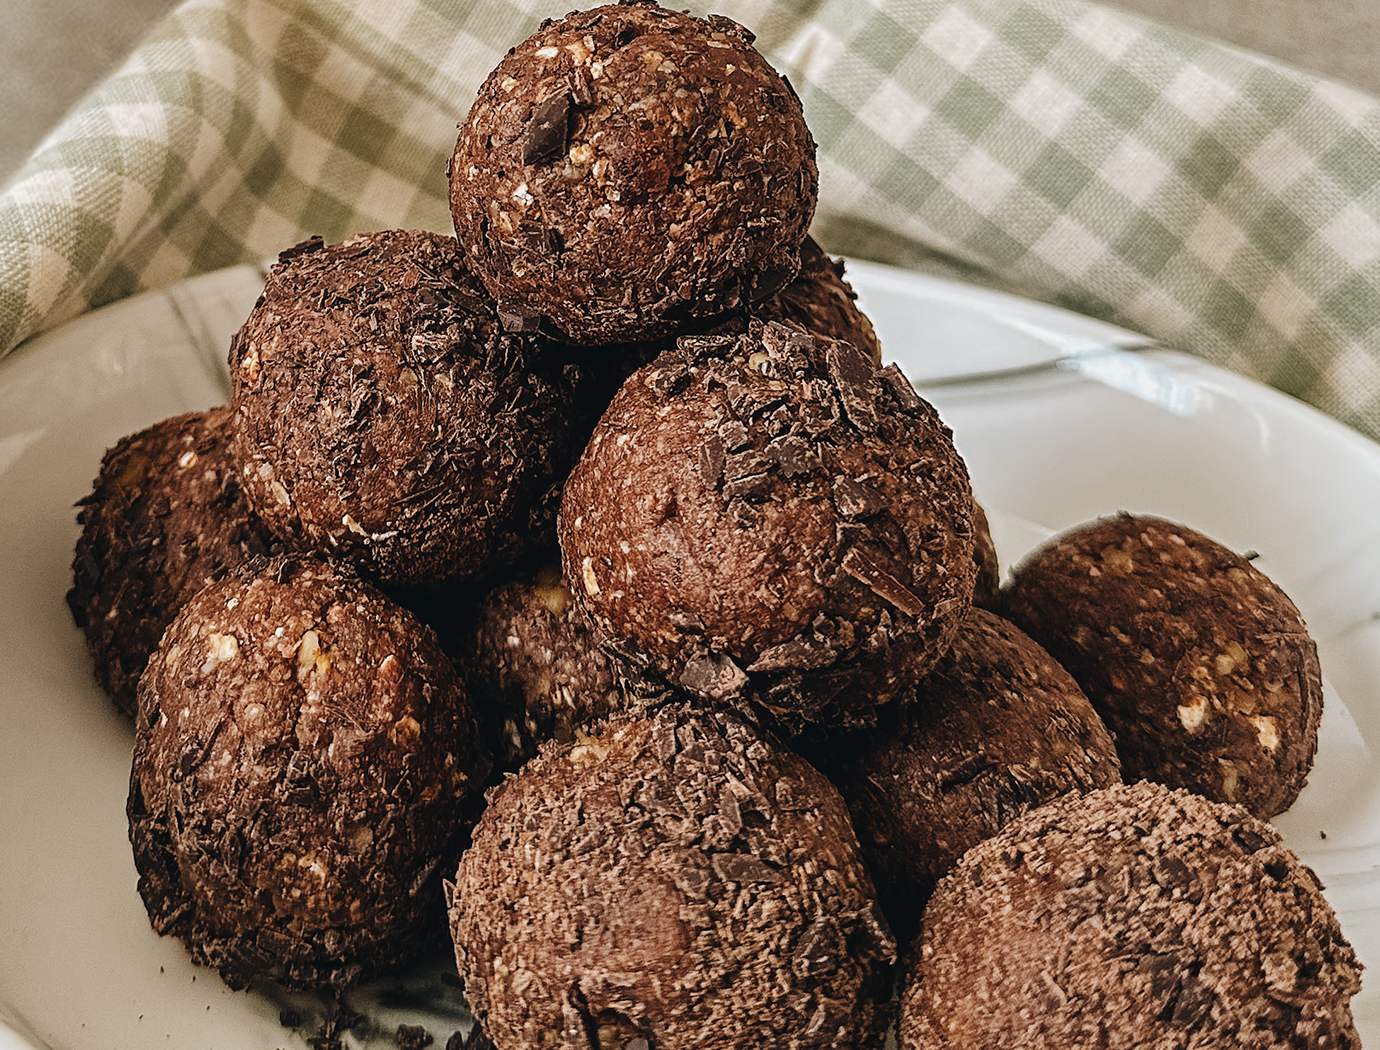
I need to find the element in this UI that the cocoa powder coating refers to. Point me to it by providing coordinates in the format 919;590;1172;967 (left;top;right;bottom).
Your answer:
230;230;583;587
463;560;630;769
818;608;1120;937
450;703;897;1049
559;321;977;734
1002;514;1322;817
68;407;277;716
448;1;818;344
900;782;1362;1048
128;557;489;990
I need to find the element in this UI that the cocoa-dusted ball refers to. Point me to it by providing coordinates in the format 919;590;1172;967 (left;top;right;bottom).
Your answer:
972;500;1000;608
817;609;1120;937
128;557;489;991
559;321;977;734
1002;514;1322;817
450;703;896;1049
68;407;277;716
900;782;1362;1049
462;559;629;769
231;230;582;587
449;1;817;345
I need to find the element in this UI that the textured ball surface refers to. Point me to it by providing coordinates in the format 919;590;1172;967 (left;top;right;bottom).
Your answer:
230;230;582;587
559;321;976;734
128;557;489;990
449;1;817;344
450;704;897;1050
819;608;1119;936
68;407;277;716
576;234;882;439
971;500;1000;609
1002;514;1321;817
900;782;1361;1049
463;560;629;769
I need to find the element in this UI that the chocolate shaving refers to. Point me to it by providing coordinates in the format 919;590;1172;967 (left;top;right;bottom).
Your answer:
496;304;543;333
396;1024;434;1049
842;545;927;617
523;91;572;166
698;433;726;487
766;434;815;476
679;651;748;699
833;476;884;518
711;852;783;884
826;340;879;432
748;635;837;674
879;363;922;411
278;235;324;264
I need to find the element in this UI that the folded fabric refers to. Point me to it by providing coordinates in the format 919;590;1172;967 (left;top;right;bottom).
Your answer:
1;0;1378;438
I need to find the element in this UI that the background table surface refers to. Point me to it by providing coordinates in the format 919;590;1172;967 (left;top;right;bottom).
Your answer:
2;0;1379;187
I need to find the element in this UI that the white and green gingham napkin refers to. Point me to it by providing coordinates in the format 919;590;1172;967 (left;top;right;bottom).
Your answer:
3;0;1379;437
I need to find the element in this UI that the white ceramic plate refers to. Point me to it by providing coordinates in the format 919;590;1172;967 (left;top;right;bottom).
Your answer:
0;260;1375;1048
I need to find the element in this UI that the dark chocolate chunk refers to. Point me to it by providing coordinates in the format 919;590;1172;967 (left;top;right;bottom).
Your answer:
522;91;571;166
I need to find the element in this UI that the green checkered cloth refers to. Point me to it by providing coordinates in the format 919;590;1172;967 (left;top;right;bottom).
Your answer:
3;0;1379;436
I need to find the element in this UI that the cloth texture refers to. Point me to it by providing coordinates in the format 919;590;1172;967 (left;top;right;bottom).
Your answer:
2;0;1379;437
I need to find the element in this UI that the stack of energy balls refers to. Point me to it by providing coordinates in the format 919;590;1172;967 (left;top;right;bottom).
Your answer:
68;2;1362;1047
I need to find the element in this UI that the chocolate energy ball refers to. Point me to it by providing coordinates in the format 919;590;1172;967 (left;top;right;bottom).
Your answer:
450;704;896;1049
971;500;1000;608
818;609;1120;937
462;559;629;769
559;321;977;734
900;782;1362;1049
231;230;582;588
449;1;817;345
68;406;277;716
128;557;489;991
1002;514;1322;817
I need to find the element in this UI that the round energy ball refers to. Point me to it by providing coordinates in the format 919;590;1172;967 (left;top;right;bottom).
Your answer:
900;782;1362;1049
559;321;977;734
68;407;277;716
462;559;629;769
449;1;817;345
818;609;1120;937
450;703;896;1049
1002;514;1322;817
128;557;490;990
230;230;583;588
